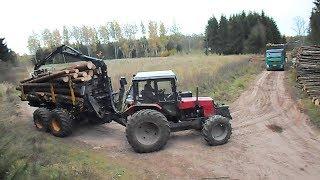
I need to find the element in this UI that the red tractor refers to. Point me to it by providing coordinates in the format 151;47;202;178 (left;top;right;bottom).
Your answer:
19;45;232;153
122;70;232;153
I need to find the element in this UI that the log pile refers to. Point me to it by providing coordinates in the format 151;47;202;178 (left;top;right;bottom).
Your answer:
296;45;320;107
17;61;99;106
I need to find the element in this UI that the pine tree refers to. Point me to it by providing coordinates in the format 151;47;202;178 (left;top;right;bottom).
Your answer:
205;16;219;53
309;0;320;44
244;23;266;53
228;15;245;54
204;11;282;54
0;38;17;64
0;38;10;61
216;15;229;54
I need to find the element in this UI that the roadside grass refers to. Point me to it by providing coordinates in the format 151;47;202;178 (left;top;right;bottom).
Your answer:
207;60;264;103
287;68;320;128
0;84;136;180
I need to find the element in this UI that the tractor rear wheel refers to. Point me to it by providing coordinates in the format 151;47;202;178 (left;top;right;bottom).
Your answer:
202;115;232;146
126;109;170;153
50;109;73;137
33;108;51;132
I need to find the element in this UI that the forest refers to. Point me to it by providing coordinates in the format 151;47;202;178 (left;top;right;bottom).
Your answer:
205;11;286;55
27;22;204;62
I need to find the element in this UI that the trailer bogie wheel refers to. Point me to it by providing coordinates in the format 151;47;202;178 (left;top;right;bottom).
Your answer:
202;115;232;146
126;109;170;153
33;108;51;132
50;109;73;137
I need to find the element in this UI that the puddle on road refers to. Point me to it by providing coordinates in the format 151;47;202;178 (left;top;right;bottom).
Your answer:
266;124;284;133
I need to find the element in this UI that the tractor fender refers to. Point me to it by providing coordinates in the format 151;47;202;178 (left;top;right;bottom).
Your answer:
123;104;162;116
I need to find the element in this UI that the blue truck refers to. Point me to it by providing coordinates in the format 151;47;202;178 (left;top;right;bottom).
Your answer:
265;48;286;71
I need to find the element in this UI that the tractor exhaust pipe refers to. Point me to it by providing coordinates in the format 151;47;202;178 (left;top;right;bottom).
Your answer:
195;87;202;117
196;87;199;106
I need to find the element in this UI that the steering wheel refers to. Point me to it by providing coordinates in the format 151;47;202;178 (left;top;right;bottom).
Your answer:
165;93;175;101
158;89;166;100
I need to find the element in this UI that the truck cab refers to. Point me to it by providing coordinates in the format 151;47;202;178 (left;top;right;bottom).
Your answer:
265;48;286;70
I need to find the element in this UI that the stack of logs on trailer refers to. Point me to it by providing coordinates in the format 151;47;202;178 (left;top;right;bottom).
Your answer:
296;45;320;106
16;61;99;108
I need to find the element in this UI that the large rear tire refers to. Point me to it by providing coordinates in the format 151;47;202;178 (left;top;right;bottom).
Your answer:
126;109;170;153
202;115;232;146
50;109;73;137
33;108;51;132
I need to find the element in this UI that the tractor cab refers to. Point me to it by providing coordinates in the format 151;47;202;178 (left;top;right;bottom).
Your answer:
128;70;179;117
125;70;229;122
132;70;177;104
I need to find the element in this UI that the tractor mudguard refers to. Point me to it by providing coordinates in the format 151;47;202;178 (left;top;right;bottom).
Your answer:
123;104;162;116
215;105;232;119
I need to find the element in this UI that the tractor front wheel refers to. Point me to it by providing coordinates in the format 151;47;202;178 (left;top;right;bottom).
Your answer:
33;108;51;132
202;115;232;146
126;109;170;153
50;109;73;137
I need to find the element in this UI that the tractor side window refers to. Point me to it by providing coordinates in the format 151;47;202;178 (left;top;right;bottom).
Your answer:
136;81;156;103
157;80;174;102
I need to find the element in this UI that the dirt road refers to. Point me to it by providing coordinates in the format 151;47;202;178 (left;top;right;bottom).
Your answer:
27;71;320;179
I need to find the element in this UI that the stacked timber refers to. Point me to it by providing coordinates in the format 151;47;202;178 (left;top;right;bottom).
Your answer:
296;45;320;106
17;61;100;106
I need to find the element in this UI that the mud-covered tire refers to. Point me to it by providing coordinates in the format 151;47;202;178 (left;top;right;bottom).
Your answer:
33;108;51;132
126;109;170;153
49;109;73;137
202;115;232;146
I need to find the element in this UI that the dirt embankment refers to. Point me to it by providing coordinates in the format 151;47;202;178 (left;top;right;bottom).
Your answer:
22;71;320;179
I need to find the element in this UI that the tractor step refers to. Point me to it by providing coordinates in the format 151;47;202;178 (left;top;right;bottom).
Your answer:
169;119;203;132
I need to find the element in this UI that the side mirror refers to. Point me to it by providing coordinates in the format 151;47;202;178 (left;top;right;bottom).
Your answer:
120;77;127;86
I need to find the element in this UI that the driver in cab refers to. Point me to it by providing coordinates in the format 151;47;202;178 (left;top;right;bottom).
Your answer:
142;81;156;103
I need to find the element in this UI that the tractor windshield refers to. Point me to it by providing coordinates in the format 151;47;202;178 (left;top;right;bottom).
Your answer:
157;80;174;102
133;79;176;103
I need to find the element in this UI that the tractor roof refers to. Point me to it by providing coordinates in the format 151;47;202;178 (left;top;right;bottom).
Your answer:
133;70;176;81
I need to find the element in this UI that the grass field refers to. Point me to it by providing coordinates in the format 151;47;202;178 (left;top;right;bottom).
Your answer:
106;54;263;103
0;53;264;179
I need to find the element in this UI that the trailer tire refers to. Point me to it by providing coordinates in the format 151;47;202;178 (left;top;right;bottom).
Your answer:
50;109;73;137
126;109;170;153
33;108;51;132
203;115;231;146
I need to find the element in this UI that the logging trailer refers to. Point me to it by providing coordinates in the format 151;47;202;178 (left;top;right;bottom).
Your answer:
18;45;232;153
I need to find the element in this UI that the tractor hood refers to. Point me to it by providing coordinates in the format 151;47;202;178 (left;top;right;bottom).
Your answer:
179;97;214;117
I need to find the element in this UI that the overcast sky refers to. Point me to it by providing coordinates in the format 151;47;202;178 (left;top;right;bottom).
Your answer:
0;0;314;54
